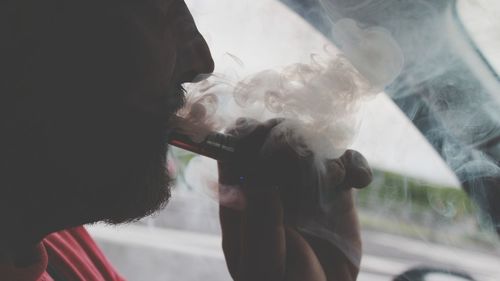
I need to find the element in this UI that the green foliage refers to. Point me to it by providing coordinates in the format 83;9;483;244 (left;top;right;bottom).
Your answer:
356;170;476;219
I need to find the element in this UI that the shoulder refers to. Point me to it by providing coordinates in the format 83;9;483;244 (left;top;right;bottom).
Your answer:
44;226;126;281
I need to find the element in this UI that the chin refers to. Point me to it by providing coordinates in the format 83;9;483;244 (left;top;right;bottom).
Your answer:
70;106;177;225
97;158;173;225
103;180;172;225
100;136;174;225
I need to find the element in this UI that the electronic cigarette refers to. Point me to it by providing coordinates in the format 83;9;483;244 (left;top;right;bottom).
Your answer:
168;129;237;161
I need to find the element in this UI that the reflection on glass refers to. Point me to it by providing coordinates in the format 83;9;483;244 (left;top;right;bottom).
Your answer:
457;0;500;75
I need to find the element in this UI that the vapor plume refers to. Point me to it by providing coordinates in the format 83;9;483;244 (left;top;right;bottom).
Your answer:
174;17;404;266
179;18;403;157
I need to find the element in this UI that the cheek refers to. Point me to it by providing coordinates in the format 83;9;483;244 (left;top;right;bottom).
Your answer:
155;31;177;85
125;30;178;114
143;29;177;92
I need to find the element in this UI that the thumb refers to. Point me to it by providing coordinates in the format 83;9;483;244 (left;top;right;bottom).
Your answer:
340;149;373;189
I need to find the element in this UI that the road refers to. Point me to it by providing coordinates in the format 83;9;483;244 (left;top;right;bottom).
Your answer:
87;190;500;281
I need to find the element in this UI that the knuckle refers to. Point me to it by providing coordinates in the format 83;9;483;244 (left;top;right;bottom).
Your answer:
325;159;347;186
341;150;373;188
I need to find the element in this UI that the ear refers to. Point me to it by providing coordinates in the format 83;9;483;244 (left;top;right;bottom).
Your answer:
339;149;373;189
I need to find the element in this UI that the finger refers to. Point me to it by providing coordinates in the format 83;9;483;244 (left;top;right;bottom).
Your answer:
218;183;247;275
218;117;287;280
224;117;260;137
238;189;286;281
284;228;327;281
263;117;286;128
219;205;242;280
340;149;373;189
224;117;284;138
257;134;309;224
219;118;285;185
302;230;360;281
299;190;361;281
324;158;347;188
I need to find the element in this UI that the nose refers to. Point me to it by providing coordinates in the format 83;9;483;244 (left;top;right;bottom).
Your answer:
177;32;215;84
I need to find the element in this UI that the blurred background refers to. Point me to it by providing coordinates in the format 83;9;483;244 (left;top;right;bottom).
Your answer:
87;0;500;280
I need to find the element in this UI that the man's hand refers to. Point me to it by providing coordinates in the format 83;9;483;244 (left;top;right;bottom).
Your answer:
218;118;372;281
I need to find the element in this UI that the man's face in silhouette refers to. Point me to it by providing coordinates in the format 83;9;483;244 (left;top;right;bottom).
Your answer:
2;0;213;228
84;0;214;224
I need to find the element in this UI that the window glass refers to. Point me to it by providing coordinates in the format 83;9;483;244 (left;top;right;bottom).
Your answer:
457;0;500;75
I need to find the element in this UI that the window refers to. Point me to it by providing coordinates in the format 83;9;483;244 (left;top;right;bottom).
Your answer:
456;0;500;77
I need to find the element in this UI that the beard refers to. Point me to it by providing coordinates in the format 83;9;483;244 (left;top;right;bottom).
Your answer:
41;98;180;226
95;108;175;224
78;87;186;225
99;132;172;225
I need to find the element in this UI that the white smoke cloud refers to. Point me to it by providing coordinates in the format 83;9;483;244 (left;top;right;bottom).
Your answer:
332;18;404;90
180;18;404;160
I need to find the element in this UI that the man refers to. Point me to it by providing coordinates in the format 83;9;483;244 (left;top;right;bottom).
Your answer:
0;0;372;280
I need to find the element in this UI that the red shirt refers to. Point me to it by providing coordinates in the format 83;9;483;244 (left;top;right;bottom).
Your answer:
0;226;125;281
